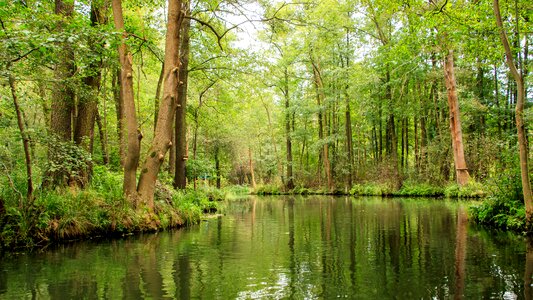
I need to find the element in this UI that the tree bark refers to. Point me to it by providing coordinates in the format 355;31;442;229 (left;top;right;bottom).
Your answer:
174;0;190;189
493;0;533;219
344;87;354;188
51;0;75;142
215;146;221;189
112;0;141;200
46;0;76;187
74;1;107;186
112;68;125;167
8;73;34;202
284;67;295;190
248;147;256;189
443;49;470;186
137;0;183;209
95;108;110;165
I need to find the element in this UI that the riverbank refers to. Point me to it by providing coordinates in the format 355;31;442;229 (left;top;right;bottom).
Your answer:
254;180;533;235
254;181;486;198
0;167;249;250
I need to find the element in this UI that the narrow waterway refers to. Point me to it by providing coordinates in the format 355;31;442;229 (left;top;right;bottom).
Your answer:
1;196;531;299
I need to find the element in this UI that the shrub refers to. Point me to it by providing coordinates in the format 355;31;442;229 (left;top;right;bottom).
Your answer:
469;197;526;232
255;184;282;195
445;181;486;198
395;182;444;197
350;183;393;196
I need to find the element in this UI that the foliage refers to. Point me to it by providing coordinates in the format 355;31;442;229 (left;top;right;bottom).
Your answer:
0;168;223;249
469;148;530;233
470;197;526;233
255;184;283;195
444;181;486;198
350;183;394;196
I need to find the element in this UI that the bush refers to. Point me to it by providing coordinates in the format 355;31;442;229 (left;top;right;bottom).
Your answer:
350;183;394;196
255;184;282;195
469;150;528;233
469;197;526;232
444;181;486;198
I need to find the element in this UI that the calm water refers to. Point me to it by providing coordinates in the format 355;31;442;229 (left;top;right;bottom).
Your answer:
1;196;532;299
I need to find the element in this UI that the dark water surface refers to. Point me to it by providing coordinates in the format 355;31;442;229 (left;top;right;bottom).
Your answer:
1;196;532;299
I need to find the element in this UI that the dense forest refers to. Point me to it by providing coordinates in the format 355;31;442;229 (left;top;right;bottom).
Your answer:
0;0;531;246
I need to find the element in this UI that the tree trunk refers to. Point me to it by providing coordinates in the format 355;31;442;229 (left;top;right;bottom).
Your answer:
8;73;34;202
248;148;256;189
344;87;353;189
443;49;470;186
494;0;533;219
51;0;75;142
95;108;110;165
174;1;190;189
112;68;125;167
215;146;221;189
47;0;75;186
284;68;295;190
137;0;183;209
74;1;107;186
112;0;141;200
154;62;164;130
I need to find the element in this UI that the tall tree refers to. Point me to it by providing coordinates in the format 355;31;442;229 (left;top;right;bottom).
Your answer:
47;0;76;186
174;0;191;190
112;0;141;200
493;0;532;220
443;49;470;186
74;0;108;186
137;0;183;209
283;66;295;190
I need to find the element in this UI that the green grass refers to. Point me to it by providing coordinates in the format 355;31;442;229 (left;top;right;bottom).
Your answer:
0;166;226;249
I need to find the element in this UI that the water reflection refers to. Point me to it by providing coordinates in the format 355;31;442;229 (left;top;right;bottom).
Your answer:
0;196;532;299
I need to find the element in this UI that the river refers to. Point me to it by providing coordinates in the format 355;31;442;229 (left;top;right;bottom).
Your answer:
0;196;531;299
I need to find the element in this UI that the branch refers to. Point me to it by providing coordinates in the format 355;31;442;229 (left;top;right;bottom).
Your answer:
10;48;39;63
185;2;291;51
185;16;225;50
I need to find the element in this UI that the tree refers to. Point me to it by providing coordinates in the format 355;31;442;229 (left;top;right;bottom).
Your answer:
112;0;141;200
443;49;470;186
74;1;108;186
137;0;183;209
493;0;532;220
174;0;191;190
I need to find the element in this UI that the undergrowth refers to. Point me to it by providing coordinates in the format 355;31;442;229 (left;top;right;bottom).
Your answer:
0;166;226;249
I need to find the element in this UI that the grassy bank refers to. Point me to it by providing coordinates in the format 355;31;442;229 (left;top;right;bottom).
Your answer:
0;167;249;250
254;181;486;198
